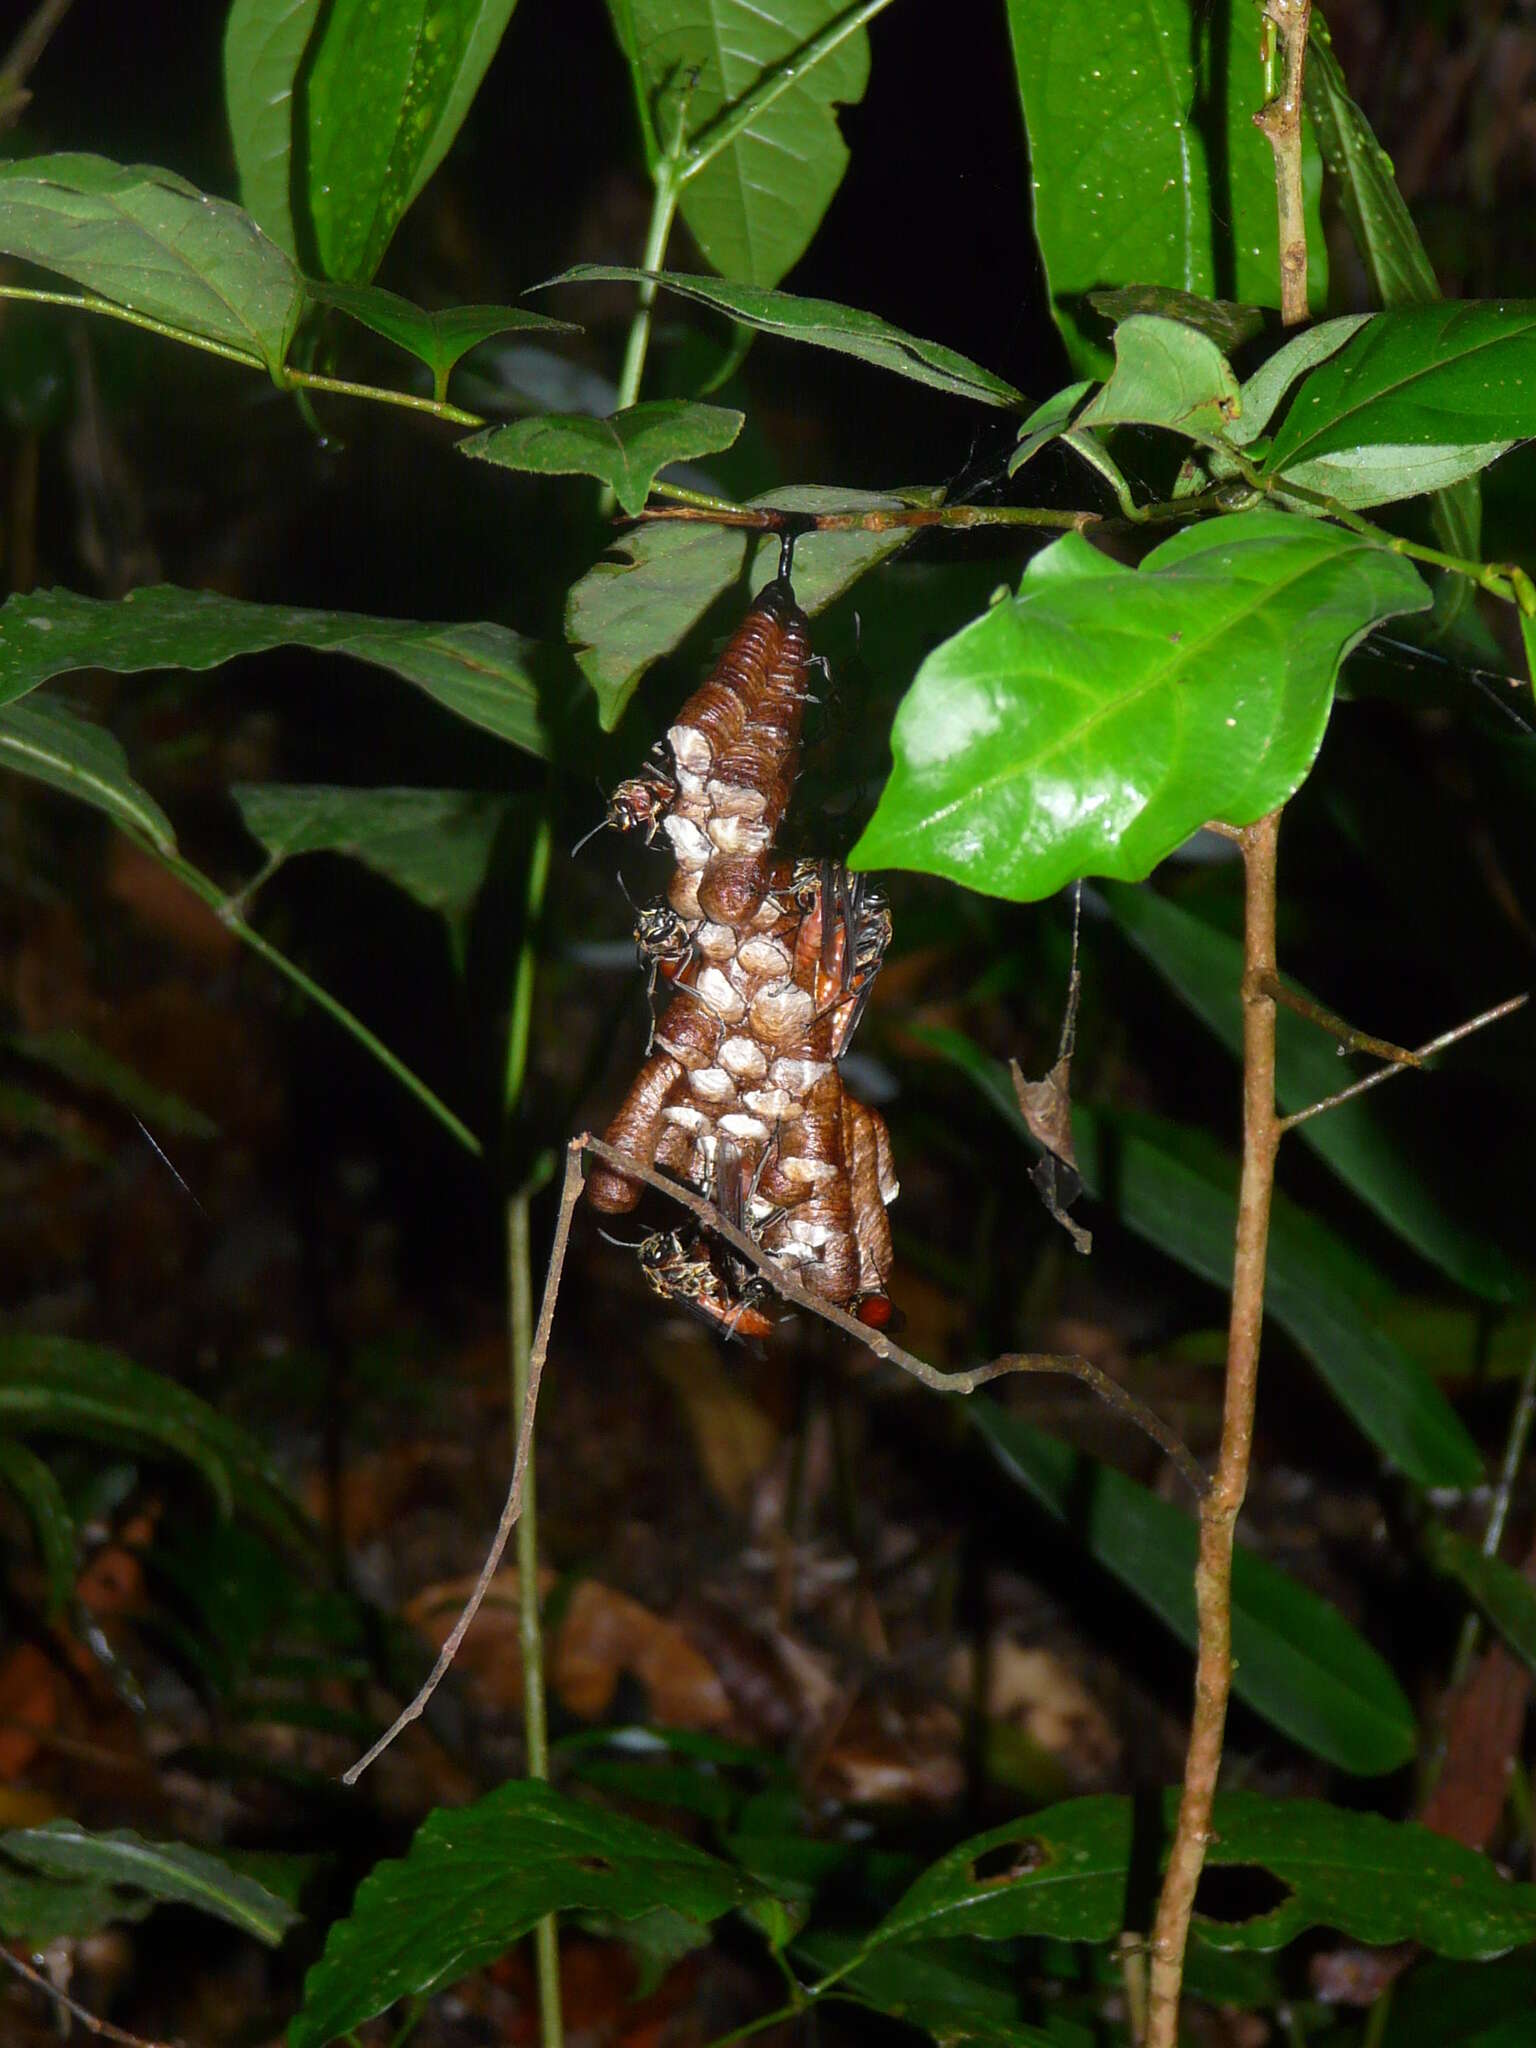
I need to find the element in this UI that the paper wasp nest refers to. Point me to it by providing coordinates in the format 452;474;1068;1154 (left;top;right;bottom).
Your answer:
586;552;897;1336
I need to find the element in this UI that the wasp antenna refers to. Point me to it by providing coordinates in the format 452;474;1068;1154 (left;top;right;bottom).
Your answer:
571;815;610;856
596;1226;648;1250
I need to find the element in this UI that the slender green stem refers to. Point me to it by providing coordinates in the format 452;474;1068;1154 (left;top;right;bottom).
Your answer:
611;171;682;422
151;843;482;1156
1446;1330;1536;1692
0;285;489;431
504;814;561;2048
676;0;899;189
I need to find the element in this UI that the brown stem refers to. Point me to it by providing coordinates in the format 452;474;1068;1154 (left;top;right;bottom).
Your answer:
0;0;73;127
1280;992;1527;1131
1253;0;1315;325
1257;970;1422;1067
341;1140;583;1783
1145;809;1283;2046
580;1132;1206;1499
631;500;1099;536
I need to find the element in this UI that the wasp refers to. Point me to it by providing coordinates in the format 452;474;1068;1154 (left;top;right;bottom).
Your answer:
635;1228;774;1342
573;758;679;856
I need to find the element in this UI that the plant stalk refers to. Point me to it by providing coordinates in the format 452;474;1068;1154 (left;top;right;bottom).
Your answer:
1145;809;1283;2047
504;814;562;2048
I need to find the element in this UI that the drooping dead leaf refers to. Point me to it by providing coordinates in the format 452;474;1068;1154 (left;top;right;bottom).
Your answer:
1011;883;1092;1253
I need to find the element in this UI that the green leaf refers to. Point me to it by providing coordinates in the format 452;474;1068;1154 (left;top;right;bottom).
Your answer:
1101;881;1523;1303
0;154;304;374
550;267;1025;410
1303;17;1481;604
0;1335;316;1557
1201;1791;1536;1957
308;278;576;401
607;0;870;288
863;1798;1130;1948
0;696;176;851
850;511;1430;901
0;586;547;757
568;483;935;729
459;400;744;516
1008;380;1091;477
8;1026;219;1140
1262;304;1536;508
972;1403;1417;1775
1005;0;1326;374
1086;287;1268;354
0;1437;75;1616
298;0;520;282
1073;316;1240;436
922;1027;1484;1491
224;0;324;257
231;785;509;933
1228;315;1370;448
288;1780;773;2048
799;1934;1063;2046
0;1823;300;1947
1522;610;1536;697
1425;1524;1536;1677
1386;1954;1536;2048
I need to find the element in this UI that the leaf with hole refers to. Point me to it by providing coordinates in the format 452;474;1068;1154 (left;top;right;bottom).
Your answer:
1262;304;1536;508
297;0;520;282
567;484;934;729
288;1780;775;2048
970;1400;1416;1775
1073;316;1240;436
0;696;176;851
923;1026;1483;1492
550;267;1024;410
232;785;509;938
1425;1523;1536;1678
0;585;547;756
0;154;303;373
850;512;1430;901
0;1823;300;1947
224;0;324;256
1102;880;1522;1303
308;279;576;402
1199;1792;1536;1956
606;0;870;288
0;1335;316;1558
1004;0;1325;374
460;400;743;516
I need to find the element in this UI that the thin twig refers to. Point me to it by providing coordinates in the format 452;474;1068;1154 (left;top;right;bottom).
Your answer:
1259;970;1422;1066
1279;993;1527;1130
0;0;73;126
579;1132;1206;1498
1;1946;169;2048
342;1140;584;1783
635;496;1097;535
1146;810;1284;2046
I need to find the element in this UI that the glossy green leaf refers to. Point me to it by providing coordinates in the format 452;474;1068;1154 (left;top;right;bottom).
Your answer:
923;1026;1483;1490
1008;379;1090;477
460;400;743;516
1102;881;1522;1303
1228;316;1369;448
1425;1524;1536;1677
8;1026;219;1140
0;1823;300;1947
799;1934;1065;2046
568;484;934;729
224;0;323;256
0;154;303;374
1005;0;1325;374
298;0;520;282
550;267;1025;410
972;1402;1416;1774
0;696;176;852
606;0;870;288
308;278;575;400
850;512;1430;901
0;1335;316;1557
289;1780;772;2048
1263;304;1536;507
1303;17;1480;604
1073;316;1240;436
864;1798;1130;1947
1200;1792;1536;1957
232;785;509;933
0;585;547;756
0;1437;75;1616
